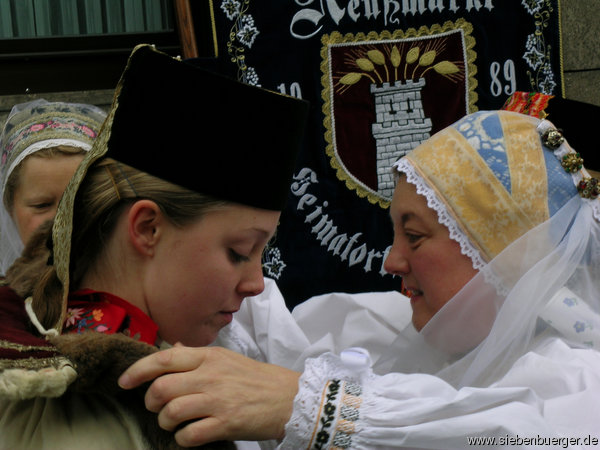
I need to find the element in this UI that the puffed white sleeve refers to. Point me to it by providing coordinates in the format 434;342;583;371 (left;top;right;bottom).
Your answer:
215;278;411;371
279;340;600;449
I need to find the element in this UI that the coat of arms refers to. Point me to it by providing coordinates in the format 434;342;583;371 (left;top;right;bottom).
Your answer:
322;19;478;206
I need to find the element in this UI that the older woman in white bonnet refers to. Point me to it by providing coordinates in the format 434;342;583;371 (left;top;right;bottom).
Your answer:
0;99;106;274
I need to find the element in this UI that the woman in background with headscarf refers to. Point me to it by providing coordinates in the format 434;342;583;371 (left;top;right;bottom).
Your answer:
0;99;106;275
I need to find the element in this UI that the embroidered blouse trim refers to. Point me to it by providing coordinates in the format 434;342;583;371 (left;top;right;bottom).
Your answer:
309;379;362;450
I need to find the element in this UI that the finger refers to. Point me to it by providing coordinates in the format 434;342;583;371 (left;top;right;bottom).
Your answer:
156;392;208;431
144;369;210;412
175;417;230;448
119;346;206;389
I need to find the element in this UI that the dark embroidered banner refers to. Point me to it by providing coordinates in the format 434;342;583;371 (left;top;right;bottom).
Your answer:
209;0;563;309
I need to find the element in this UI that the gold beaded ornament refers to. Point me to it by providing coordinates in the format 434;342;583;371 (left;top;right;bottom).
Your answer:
541;128;565;150
541;125;599;200
577;177;599;200
561;153;584;173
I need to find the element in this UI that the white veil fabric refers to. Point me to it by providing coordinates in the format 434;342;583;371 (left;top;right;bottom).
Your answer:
0;99;106;275
374;110;600;389
0;202;23;277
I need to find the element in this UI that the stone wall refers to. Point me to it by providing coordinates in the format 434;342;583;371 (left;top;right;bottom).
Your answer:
561;0;600;106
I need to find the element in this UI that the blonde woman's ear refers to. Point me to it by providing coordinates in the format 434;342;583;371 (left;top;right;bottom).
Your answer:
127;199;163;257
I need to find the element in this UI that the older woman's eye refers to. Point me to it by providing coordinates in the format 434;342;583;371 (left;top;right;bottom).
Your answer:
31;202;53;210
405;232;422;244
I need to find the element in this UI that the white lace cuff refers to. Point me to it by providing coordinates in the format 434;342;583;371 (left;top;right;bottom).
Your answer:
279;349;372;450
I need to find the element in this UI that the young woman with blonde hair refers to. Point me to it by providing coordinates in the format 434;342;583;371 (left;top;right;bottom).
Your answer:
0;44;308;450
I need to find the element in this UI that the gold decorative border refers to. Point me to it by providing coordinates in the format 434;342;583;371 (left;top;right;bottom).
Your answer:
0;339;55;353
208;0;219;58
320;19;478;208
556;0;565;97
0;355;69;371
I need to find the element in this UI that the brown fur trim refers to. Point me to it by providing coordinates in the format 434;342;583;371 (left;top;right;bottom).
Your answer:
50;331;155;395
51;332;235;450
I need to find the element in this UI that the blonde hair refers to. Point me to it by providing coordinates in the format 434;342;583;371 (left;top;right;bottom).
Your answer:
3;145;86;213
31;157;227;329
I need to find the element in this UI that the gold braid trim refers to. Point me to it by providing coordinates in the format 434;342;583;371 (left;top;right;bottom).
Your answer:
0;355;67;371
0;339;55;353
50;44;170;331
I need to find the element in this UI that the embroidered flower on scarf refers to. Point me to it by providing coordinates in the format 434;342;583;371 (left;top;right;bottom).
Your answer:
77;318;91;333
92;309;104;321
81;125;97;138
574;321;586;333
30;123;46;132
64;307;111;334
65;307;85;327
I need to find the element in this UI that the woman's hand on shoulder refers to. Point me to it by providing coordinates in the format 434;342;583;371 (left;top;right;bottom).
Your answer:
119;344;300;447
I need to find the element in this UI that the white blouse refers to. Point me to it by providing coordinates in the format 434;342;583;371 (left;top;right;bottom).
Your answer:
216;279;600;450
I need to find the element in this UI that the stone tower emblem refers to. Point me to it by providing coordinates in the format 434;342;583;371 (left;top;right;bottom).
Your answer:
321;22;476;207
371;78;432;199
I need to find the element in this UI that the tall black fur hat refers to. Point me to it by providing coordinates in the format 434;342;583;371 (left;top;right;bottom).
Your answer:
106;44;309;211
